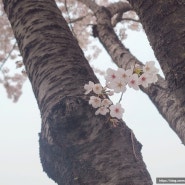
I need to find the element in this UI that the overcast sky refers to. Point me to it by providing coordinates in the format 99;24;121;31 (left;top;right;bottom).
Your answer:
0;29;185;185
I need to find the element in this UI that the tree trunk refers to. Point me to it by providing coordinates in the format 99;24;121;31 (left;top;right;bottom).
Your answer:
3;0;152;184
127;0;185;145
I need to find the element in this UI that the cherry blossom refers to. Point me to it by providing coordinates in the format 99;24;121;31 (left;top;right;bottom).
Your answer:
138;73;151;88
84;62;159;123
92;83;103;94
105;68;118;83
128;74;139;90
95;106;109;116
84;81;94;94
101;99;112;107
117;68;133;83
150;74;158;83
143;61;159;75
109;103;124;119
133;65;142;76
110;79;126;93
89;96;101;108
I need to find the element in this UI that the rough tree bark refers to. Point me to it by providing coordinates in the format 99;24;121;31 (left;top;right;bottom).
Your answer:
127;0;185;145
3;0;152;184
78;0;185;145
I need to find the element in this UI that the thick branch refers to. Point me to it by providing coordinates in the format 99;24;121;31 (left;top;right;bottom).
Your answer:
127;0;185;104
78;0;185;145
77;0;99;13
106;1;132;16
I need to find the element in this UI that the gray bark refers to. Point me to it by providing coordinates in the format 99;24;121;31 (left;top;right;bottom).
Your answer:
3;0;152;184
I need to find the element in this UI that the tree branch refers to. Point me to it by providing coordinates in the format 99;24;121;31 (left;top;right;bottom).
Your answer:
121;17;140;23
68;14;88;23
64;0;77;37
77;0;99;13
77;0;185;145
106;2;132;17
0;41;17;71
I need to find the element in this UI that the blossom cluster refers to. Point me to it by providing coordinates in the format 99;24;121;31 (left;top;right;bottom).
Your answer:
106;61;159;91
84;81;124;119
84;61;159;121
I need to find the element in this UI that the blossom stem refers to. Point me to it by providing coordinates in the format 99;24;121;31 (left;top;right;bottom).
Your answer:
118;91;124;103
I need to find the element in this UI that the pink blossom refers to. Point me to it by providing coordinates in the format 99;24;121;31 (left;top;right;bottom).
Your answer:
143;61;159;75
84;81;94;94
95;106;109;115
109;103;124;119
89;96;101;108
92;83;103;94
150;74;158;83
101;99;112;107
117;68;132;83
138;73;151;88
105;68;118;83
128;74;139;90
110;79;127;93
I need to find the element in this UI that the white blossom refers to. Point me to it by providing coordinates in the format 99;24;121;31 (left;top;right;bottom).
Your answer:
84;62;159;121
109;103;124;119
138;73;151;88
128;74;139;90
89;96;101;108
95;106;109;115
150;74;158;83
101;99;112;107
117;68;132;83
93;83;103;94
143;61;159;75
110;79;127;93
105;68;118;83
84;81;94;94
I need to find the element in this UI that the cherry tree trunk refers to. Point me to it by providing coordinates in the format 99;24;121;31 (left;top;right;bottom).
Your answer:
3;0;152;184
127;0;185;144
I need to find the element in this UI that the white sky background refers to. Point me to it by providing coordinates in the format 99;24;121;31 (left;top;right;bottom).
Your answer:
0;29;185;185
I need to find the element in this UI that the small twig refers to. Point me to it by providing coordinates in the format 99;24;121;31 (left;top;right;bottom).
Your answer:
118;91;124;103
68;13;92;24
0;41;17;71
121;18;140;23
69;15;86;23
64;0;77;38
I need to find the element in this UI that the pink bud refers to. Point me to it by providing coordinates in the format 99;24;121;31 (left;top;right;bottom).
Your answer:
107;91;114;96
